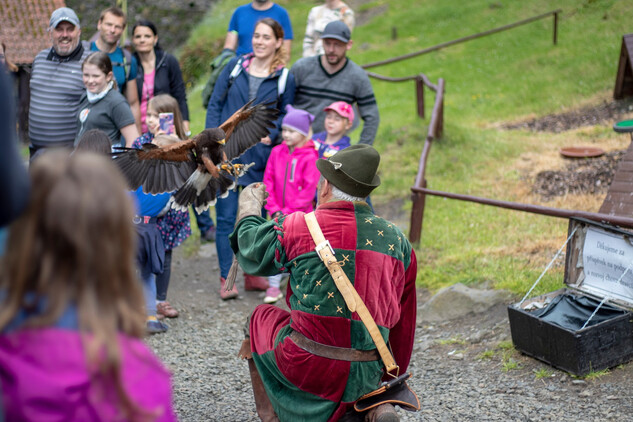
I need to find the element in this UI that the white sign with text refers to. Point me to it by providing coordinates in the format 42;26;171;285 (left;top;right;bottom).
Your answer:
582;227;633;304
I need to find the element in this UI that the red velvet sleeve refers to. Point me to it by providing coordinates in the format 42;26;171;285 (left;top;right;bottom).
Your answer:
385;249;417;377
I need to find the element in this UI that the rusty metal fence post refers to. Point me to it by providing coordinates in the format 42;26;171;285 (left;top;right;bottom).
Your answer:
416;76;425;119
553;10;559;45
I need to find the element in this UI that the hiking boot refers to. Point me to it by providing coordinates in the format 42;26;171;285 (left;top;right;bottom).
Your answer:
220;277;238;300
244;273;269;291
365;404;399;422
263;287;283;304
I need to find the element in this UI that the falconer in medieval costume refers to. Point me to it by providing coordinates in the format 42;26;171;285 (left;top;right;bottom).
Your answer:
230;145;418;422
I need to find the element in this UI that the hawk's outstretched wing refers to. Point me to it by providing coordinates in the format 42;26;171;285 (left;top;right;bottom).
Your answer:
220;101;279;161
113;141;197;194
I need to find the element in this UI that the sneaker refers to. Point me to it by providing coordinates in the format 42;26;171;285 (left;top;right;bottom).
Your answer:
244;273;269;291
201;226;216;242
157;301;179;318
220;277;238;300
147;316;168;334
264;287;283;304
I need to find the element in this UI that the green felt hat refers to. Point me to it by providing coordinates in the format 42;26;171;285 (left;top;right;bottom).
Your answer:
316;144;381;197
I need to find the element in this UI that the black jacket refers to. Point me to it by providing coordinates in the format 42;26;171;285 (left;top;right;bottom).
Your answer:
134;48;189;121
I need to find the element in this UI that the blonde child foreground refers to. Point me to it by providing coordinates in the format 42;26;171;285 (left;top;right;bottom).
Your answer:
262;105;320;303
0;150;176;420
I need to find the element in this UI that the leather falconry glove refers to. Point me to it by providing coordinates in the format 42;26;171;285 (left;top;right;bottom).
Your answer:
236;182;268;222
225;183;269;292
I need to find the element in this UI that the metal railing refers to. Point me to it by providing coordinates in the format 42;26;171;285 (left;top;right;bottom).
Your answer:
385;9;563;245
362;10;561;70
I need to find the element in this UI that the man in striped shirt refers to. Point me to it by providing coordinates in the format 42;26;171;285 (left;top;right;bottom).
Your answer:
290;20;379;145
28;7;91;159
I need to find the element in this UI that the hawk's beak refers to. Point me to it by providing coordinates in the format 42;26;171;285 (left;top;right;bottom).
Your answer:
218;138;226;145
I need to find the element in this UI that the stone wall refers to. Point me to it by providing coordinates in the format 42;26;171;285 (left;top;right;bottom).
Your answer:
66;0;217;54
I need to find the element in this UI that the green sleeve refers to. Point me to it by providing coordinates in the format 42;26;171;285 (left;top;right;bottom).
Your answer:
229;215;283;276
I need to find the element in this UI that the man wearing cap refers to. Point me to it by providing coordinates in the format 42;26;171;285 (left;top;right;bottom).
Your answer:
90;7;141;131
291;20;380;145
231;145;417;421
28;7;91;158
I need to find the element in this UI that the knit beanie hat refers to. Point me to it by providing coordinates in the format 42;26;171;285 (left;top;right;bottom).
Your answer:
282;105;315;137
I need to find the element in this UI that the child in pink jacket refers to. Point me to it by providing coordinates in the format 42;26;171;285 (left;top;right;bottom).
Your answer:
262;105;320;302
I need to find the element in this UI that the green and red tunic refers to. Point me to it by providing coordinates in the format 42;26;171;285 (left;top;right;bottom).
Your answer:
230;201;417;421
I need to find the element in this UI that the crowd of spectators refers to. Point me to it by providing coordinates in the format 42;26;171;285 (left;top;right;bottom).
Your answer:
0;2;417;421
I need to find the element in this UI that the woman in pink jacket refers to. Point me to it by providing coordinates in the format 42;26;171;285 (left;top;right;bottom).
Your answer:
262;105;320;302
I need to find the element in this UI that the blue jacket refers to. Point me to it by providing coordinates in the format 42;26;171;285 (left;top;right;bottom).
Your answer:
205;55;295;185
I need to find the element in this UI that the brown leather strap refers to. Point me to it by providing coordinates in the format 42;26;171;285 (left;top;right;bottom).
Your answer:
289;331;380;362
304;212;399;375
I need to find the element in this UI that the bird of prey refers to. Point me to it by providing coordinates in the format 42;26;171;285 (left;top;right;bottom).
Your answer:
113;101;278;213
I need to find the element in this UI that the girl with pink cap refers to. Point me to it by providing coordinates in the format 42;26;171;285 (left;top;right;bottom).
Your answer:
312;100;354;159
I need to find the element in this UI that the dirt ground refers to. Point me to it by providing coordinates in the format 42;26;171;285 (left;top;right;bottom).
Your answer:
502;97;633;201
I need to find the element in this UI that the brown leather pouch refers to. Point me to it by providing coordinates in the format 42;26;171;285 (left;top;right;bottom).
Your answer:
353;373;420;413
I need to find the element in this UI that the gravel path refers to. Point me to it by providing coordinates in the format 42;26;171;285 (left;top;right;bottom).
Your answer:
147;243;633;421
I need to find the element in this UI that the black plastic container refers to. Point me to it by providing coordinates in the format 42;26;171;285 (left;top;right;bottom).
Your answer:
508;218;633;376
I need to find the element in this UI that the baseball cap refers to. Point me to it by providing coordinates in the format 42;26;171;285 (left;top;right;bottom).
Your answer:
50;7;80;29
324;101;354;122
320;20;351;43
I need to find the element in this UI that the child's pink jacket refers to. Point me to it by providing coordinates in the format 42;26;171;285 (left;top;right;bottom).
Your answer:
263;139;320;215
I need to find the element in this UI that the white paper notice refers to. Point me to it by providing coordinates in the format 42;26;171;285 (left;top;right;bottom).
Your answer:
582;227;633;304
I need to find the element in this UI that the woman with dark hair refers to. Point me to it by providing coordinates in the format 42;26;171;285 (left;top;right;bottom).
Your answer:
75;52;139;147
0;150;176;421
132;19;190;136
206;17;295;299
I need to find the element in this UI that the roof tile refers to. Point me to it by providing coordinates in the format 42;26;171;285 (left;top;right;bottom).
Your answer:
0;0;67;64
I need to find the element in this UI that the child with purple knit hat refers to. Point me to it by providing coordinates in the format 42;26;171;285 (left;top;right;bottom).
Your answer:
262;105;320;303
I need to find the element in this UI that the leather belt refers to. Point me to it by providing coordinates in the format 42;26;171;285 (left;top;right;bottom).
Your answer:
289;331;380;362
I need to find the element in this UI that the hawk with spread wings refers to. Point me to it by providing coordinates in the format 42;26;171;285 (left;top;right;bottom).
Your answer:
114;101;278;213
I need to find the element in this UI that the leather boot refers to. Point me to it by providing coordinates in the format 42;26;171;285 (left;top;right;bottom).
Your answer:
248;359;279;422
220;277;238;300
244;273;269;291
365;404;399;422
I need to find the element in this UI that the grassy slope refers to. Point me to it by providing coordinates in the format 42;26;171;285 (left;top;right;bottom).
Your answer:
183;0;633;295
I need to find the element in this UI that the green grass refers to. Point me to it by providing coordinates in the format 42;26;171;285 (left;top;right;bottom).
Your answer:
436;336;467;346
578;367;610;380
534;367;555;379
179;0;633;295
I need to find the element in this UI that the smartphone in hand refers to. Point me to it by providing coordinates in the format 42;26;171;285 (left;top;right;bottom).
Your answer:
159;112;175;135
